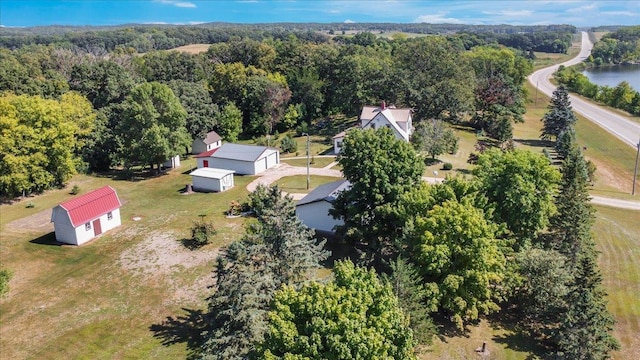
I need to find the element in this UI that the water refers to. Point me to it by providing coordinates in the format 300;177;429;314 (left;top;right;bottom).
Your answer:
582;64;640;91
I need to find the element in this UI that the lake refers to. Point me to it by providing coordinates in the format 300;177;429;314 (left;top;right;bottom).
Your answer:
582;64;640;91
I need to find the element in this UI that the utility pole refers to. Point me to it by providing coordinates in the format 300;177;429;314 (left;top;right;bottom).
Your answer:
535;81;539;105
633;138;640;195
302;133;310;190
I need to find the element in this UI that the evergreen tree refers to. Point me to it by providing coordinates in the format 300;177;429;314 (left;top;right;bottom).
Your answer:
555;251;619;359
548;145;594;265
541;86;577;144
200;186;329;359
383;257;437;345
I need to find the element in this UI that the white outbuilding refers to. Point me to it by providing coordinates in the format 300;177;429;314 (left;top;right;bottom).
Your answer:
295;180;349;233
198;143;280;175
192;130;223;155
51;186;122;245
189;168;235;192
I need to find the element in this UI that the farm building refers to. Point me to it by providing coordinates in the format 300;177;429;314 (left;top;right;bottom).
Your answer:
192;130;222;155
163;154;181;169
51;186;122;245
189;168;235;192
295;179;349;233
333;102;413;154
196;143;279;175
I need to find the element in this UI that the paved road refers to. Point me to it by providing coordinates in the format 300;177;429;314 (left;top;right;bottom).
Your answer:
528;31;640;149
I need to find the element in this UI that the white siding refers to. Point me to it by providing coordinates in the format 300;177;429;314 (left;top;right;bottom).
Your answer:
52;207;121;246
333;137;344;154
209;158;257;175
163;155;180;169
197;157;212;169
296;201;343;233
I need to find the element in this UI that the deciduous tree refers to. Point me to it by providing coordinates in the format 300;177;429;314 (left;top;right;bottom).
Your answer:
412;118;459;159
258;260;416;360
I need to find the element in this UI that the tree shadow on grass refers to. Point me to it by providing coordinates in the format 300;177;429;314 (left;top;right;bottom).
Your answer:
29;232;61;246
514;138;555;148
486;309;550;358
149;307;207;358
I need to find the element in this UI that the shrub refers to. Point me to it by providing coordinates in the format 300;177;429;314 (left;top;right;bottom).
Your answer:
280;135;297;154
442;162;453;170
226;200;243;216
25;202;35;208
0;266;12;298
190;220;217;248
70;185;80;195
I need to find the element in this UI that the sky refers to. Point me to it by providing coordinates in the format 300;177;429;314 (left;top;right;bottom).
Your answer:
0;0;638;28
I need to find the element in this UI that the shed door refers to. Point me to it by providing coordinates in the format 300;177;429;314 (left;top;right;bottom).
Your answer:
203;160;209;168
93;219;102;236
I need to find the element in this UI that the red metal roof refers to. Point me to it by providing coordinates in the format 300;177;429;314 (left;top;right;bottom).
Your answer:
194;148;219;158
59;186;122;227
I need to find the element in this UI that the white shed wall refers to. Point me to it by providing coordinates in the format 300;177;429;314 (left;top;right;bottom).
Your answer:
209;158;257;175
52;207;122;246
296;201;343;233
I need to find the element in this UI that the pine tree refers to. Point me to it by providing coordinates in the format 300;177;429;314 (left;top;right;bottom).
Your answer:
200;185;329;359
541;86;577;144
383;257;437;345
549;145;594;265
555;251;619;359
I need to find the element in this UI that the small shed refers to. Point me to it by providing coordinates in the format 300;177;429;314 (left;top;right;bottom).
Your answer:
333;131;346;155
192;130;222;155
190;168;235;192
295;180;350;233
163;154;181;169
206;143;279;175
51;186;122;245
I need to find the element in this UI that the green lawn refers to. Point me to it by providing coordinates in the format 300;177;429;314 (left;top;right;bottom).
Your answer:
273;175;343;194
281;156;336;168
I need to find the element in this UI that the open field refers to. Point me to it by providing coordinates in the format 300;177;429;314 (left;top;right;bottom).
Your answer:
168;43;211;54
273;175;342;194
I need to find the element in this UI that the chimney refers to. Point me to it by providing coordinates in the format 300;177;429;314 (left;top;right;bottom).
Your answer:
381;100;386;110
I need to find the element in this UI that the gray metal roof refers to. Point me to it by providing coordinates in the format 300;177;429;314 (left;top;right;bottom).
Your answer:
211;143;278;162
296;179;350;206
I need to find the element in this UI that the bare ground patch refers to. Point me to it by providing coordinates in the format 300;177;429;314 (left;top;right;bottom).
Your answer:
118;230;220;303
5;208;53;233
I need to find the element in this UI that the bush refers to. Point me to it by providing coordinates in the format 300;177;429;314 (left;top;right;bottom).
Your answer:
442;162;453;170
280;135;297;154
190;220;217;248
70;185;80;195
295;122;309;136
25;202;35;208
0;266;12;298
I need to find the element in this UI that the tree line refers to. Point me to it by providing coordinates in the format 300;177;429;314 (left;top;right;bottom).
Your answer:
2;28;537;198
588;25;640;65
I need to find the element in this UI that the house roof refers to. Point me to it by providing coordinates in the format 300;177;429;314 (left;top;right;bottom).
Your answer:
296;180;350;206
195;148;219;158
360;105;412;123
332;131;346;139
202;130;222;145
189;167;235;179
57;186;122;227
211;143;278;162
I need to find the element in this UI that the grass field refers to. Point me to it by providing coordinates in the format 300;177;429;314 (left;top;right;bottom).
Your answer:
273;175;342;194
168;43;211;54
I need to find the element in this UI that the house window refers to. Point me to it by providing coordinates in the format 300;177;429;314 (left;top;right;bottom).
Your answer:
336;141;343;148
85;222;91;231
371;123;376;129
107;212;113;220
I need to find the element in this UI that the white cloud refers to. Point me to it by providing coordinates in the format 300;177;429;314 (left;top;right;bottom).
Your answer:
483;10;533;17
188;21;206;25
414;12;465;24
602;10;637;16
344;19;355;23
156;0;196;8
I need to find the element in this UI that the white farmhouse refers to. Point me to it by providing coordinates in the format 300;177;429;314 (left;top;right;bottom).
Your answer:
51;186;122;245
189;168;235;192
295;180;350;233
333;102;414;154
198;143;279;175
191;130;223;155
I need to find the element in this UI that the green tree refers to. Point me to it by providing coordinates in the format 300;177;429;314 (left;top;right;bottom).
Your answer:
412;118;459;159
541;86;577;143
403;199;505;329
167;80;219;139
0;93;95;197
200;186;329;359
513;247;572;338
330;128;425;266
383;257;437;345
216;102;243;142
118;82;190;171
258;260;416;360
473;148;560;248
548;145;594;265
555;252;619;359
